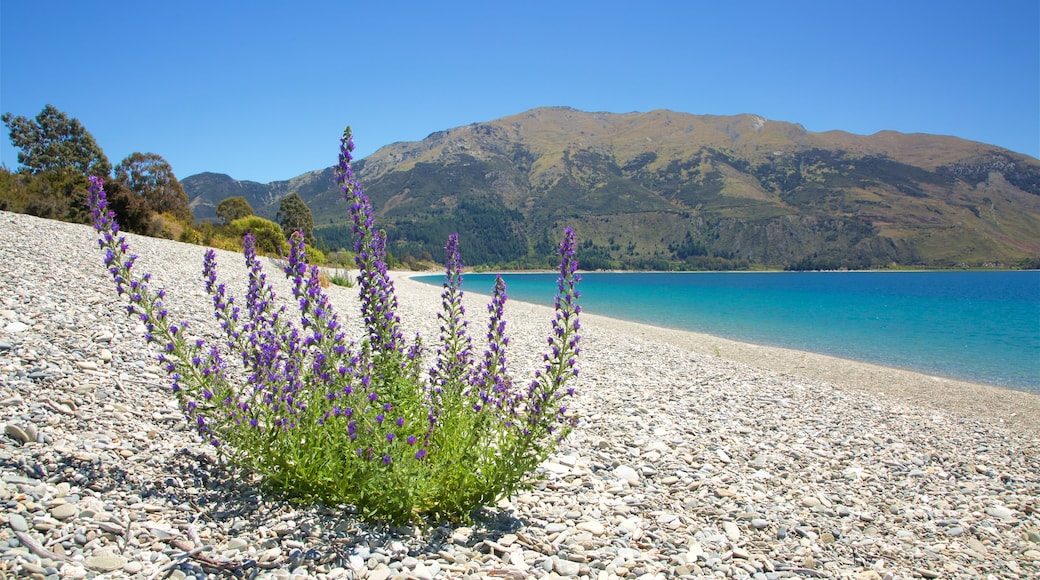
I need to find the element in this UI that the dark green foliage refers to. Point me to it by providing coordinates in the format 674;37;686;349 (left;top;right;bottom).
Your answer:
938;152;1040;196
622;152;658;173
576;241;621;270
629;150;726;208
2;104;112;177
313;224;354;254
669;231;708;259
114;152;192;222
387;197;527;265
277;192;316;246
1;105;112;224
103;180;154;234
215;196;254;225
0;167;93;223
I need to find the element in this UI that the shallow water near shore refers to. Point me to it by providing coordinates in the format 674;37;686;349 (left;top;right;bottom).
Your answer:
417;270;1040;392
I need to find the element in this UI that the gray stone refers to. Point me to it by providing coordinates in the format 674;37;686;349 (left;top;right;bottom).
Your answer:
545;522;568;534
49;503;77;521
4;424;30;445
7;512;29;532
986;505;1015;521
86;555;127;572
553;556;581;576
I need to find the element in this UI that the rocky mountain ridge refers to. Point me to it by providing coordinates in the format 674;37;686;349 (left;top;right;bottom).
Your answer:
183;107;1040;269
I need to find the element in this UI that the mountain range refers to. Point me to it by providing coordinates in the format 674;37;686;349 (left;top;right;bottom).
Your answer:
183;107;1040;270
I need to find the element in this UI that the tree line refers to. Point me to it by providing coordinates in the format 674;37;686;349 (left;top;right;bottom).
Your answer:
1;104;320;260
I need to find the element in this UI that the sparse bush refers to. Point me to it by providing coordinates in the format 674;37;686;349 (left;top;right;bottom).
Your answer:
87;127;582;523
326;268;354;288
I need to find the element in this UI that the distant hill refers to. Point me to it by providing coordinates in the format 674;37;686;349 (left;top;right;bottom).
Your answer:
183;107;1040;270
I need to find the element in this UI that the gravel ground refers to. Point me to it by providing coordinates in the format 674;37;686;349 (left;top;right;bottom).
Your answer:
1;210;1038;579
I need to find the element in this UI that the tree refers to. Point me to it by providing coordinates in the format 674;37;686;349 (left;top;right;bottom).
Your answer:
229;216;287;255
216;196;254;225
114;152;192;222
277;192;316;246
2;104;111;177
103;179;153;234
2;105;112;223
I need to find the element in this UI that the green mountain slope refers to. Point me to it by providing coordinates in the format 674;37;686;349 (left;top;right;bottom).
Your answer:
183;107;1040;269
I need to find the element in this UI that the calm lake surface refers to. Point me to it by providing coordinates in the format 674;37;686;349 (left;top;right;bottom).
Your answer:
415;271;1040;392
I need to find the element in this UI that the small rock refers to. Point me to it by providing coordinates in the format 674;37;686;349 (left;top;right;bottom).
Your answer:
553;557;581;576
86;555;128;572
541;461;570;475
716;448;732;464
722;521;740;542
50;502;77;521
4;321;29;333
412;562;435;580
8;512;29;532
576;521;606;536
614;465;640;483
986;505;1015;521
545;522;568;534
4;423;30;445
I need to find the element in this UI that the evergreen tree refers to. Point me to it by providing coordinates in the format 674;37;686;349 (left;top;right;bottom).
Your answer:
2;104;111;177
277;192;316;246
2;104;112;223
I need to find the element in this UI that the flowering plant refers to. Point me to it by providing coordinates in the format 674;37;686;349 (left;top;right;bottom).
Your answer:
87;127;581;523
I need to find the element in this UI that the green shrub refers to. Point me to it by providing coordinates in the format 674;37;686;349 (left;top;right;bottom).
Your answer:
229;215;287;255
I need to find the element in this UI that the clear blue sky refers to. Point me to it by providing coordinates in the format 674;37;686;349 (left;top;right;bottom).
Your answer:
2;1;1038;183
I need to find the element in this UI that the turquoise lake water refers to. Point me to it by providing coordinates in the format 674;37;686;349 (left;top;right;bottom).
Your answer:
415;271;1040;393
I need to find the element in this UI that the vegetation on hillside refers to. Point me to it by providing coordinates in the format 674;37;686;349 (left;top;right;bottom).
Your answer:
7;105;1039;270
186;109;1040;270
1;105;333;265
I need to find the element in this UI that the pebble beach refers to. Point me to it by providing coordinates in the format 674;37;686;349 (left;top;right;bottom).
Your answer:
1;210;1038;579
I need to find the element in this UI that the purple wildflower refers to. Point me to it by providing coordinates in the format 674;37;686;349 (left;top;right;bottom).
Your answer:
429;233;473;394
336;127;403;355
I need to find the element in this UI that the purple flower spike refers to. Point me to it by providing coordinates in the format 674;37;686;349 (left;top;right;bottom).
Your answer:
336;127;403;356
429;233;473;396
